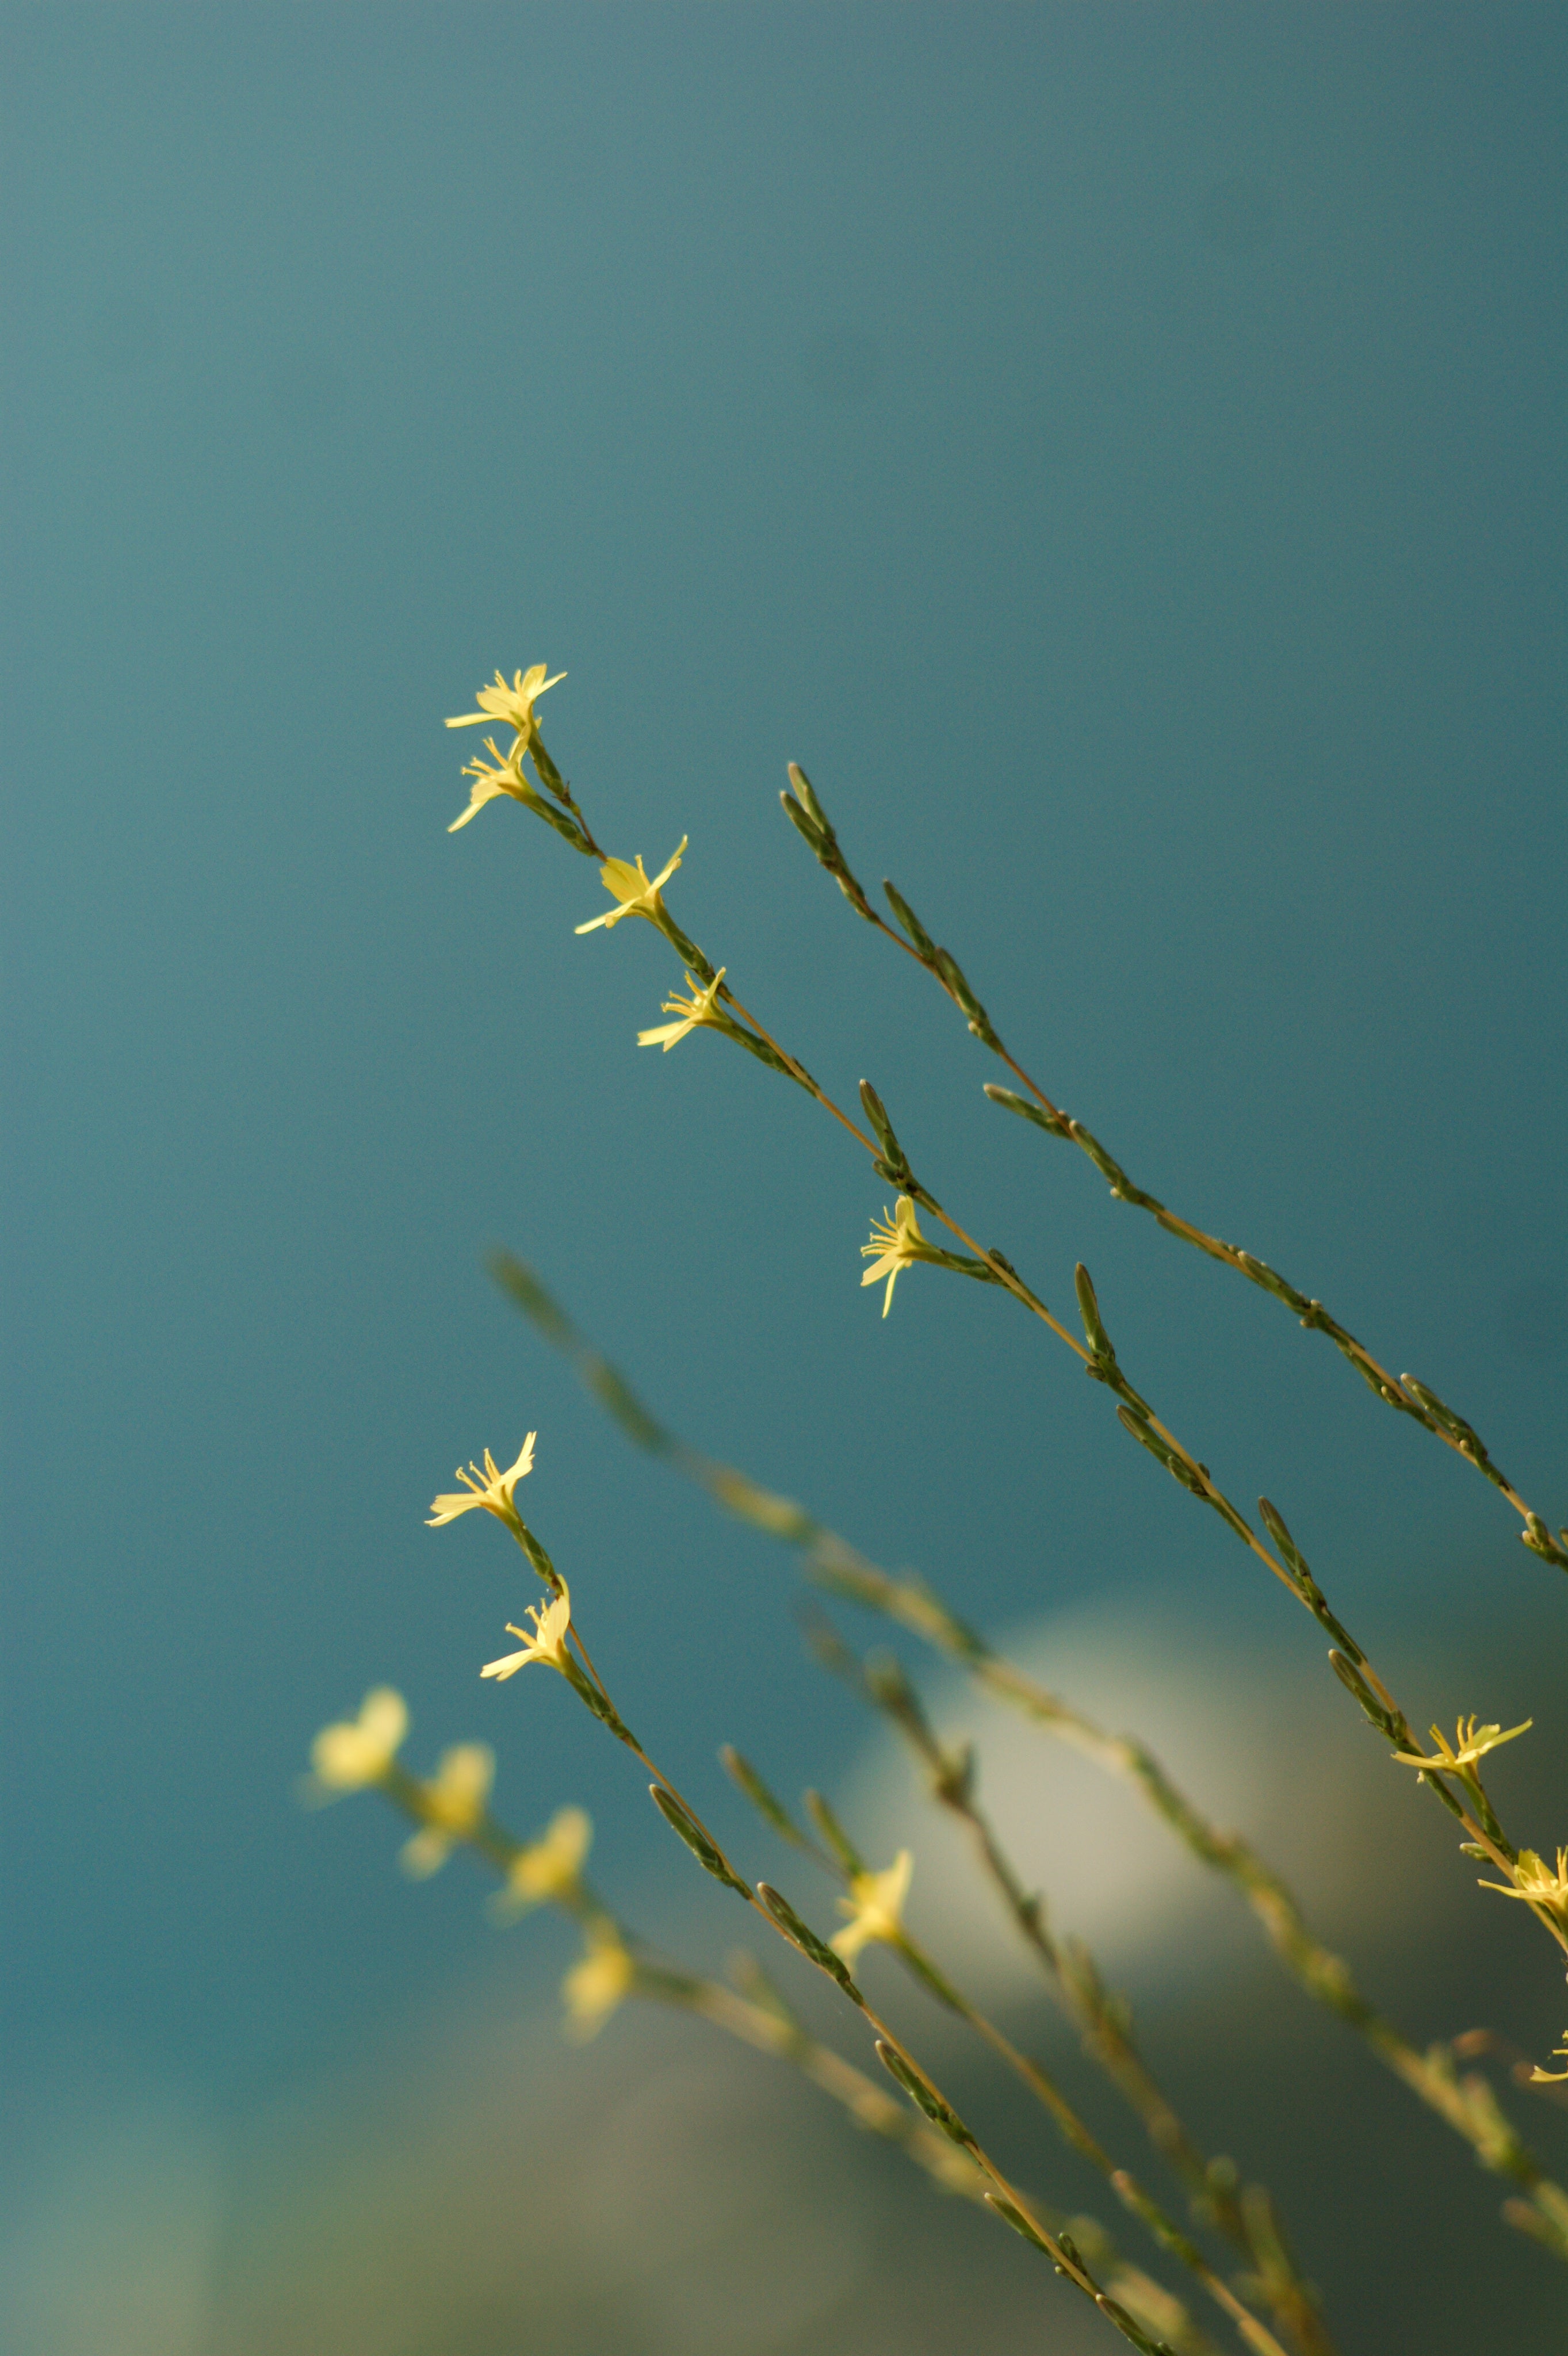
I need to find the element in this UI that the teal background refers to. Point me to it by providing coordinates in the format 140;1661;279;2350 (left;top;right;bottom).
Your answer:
4;5;1567;2349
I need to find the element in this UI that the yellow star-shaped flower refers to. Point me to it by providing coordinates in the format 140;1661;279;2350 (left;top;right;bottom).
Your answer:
637;967;726;1052
308;1687;408;1794
400;1742;496;1879
563;1922;636;2039
1394;1715;1532;1775
490;1805;594;1921
428;1435;537;1533
445;665;565;738
575;840;687;934
480;1582;575;1682
859;1197;927;1318
832;1849;913;1964
1478;1845;1568;1913
448;737;534;834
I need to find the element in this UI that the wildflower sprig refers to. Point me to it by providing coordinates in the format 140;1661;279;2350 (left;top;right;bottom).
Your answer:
1394;1716;1533;1779
434;1497;1202;2351
525;705;1498;1892
307;1717;1223;2353
445;666;606;855
724;1731;1307;2355
426;664;1568;2328
775;760;1568;1571
492;1255;1568;2267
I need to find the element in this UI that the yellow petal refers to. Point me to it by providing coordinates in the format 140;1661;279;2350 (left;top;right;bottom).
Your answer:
480;1646;535;1681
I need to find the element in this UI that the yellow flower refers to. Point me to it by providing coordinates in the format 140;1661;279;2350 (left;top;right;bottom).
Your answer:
400;1742;496;1879
427;1435;537;1533
1478;1846;1568;1913
832;1849;913;1964
448;737;534;834
489;1805;593;1921
1531;2037;1568;2086
574;839;687;934
859;1197;926;1318
308;1687;408;1793
480;1582;575;1681
445;664;565;737
563;1922;636;2039
1394;1715;1532;1775
637;967;726;1052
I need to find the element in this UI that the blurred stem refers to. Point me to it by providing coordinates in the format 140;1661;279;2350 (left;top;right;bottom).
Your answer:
486;1253;1568;2262
364;1756;1209;2355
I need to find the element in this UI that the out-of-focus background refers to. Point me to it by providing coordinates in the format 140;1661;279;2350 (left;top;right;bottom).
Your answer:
4;5;1567;2350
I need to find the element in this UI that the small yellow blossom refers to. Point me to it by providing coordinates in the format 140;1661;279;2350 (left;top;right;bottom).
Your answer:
445;664;564;737
308;1687;408;1794
1478;1846;1568;1913
480;1582;575;1681
1531;2037;1568;2085
400;1742;496;1879
637;967;726;1052
574;839;687;934
448;737;534;834
832;1849;913;1965
1394;1715;1532;1776
859;1197;927;1318
428;1435;537;1533
489;1805;593;1922
563;1922;636;2039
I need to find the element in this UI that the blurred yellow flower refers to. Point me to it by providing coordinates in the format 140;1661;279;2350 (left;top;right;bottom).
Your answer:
859;1197;925;1318
490;1805;594;1921
1478;1846;1568;1913
563;1922;636;2039
428;1435;537;1533
400;1742;496;1879
1394;1715;1532;1776
308;1687;408;1794
1531;2037;1568;2086
574;839;687;934
480;1583;575;1682
832;1849;913;1964
448;737;533;834
637;967;726;1052
445;664;564;737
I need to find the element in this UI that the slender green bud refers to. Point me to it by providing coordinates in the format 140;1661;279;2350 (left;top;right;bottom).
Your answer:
1257;1496;1306;1579
1116;1405;1176;1469
1234;1250;1309;1313
756;1883;862;1998
982;1082;1069;1137
1328;1649;1399;1739
1067;1119;1131;1193
1400;1375;1483;1454
804;1789;865;1876
1074;1263;1116;1363
779;788;827;853
984;2192;1051;2251
858;1078;903;1163
649;1784;752;1898
719;1746;808;1848
931;946;982;1019
882;879;938;958
873;2040;977;2147
786;762;829;832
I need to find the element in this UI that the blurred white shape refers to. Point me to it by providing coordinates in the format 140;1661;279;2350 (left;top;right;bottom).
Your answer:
836;1586;1449;2003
